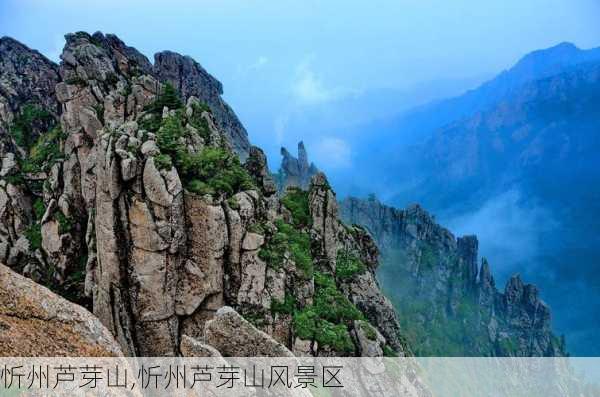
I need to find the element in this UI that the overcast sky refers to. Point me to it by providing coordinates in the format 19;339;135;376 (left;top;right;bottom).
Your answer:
2;0;600;168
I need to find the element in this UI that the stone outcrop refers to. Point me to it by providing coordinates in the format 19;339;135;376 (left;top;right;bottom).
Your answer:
204;306;294;357
0;36;60;138
309;173;409;354
0;37;61;284
154;51;250;160
0;32;415;363
277;141;318;191
0;263;122;356
340;196;566;356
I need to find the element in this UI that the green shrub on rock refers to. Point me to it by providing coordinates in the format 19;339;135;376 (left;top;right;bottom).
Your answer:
9;104;54;149
24;223;42;251
145;85;254;199
144;82;182;114
259;219;313;278
32;198;46;221
281;187;311;227
291;272;365;354
271;293;296;315
20;126;65;174
336;250;367;280
154;154;173;171
55;211;73;234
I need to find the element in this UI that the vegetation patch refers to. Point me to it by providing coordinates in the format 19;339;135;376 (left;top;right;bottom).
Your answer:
24;223;42;251
496;337;519;356
142;84;254;198
7;106;63;190
32;198;45;221
153;154;173;171
188;103;213;141
259;219;313;278
281;187;312;227
382;345;398;357
336;250;367;280
144;82;182;114
247;222;266;235
227;196;240;210
19;126;65;174
55;211;73;235
418;242;438;271
181;147;254;197
387;266;493;356
4;174;25;186
271;293;296;315
292;272;365;353
9;104;54;149
359;321;378;341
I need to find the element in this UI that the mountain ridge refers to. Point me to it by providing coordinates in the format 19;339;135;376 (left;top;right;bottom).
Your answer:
340;196;567;357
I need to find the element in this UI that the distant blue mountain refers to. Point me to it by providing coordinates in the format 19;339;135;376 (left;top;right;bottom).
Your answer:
417;42;600;126
351;42;600;150
333;42;600;356
337;42;600;198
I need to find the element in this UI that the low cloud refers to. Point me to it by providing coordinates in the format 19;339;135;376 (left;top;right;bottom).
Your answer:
443;189;558;282
312;137;352;169
291;57;356;105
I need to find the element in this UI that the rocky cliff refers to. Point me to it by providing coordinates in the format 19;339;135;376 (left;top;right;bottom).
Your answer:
0;32;411;361
340;196;566;357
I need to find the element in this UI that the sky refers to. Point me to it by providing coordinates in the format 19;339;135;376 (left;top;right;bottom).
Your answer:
1;0;600;173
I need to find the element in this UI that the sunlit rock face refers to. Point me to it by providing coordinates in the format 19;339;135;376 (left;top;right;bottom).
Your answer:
0;32;418;372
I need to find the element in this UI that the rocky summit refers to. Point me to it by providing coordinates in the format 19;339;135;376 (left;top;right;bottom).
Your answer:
340;196;566;357
0;31;415;366
276;141;319;191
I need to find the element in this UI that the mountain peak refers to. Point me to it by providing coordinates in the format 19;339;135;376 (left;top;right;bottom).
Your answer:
513;41;582;69
278;141;319;191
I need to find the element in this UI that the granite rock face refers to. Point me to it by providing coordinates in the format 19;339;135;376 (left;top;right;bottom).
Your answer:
0;263;122;356
0;36;60;135
340;196;566;356
154;51;250;160
0;32;420;369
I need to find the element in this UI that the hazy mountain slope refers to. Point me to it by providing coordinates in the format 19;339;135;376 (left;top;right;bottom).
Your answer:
360;42;600;148
340;197;566;357
342;44;600;356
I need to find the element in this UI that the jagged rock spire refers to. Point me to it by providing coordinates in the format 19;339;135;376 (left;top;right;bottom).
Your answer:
340;195;567;357
278;141;319;191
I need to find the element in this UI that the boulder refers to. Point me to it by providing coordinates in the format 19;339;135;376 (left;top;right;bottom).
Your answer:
204;306;294;357
0;263;122;356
